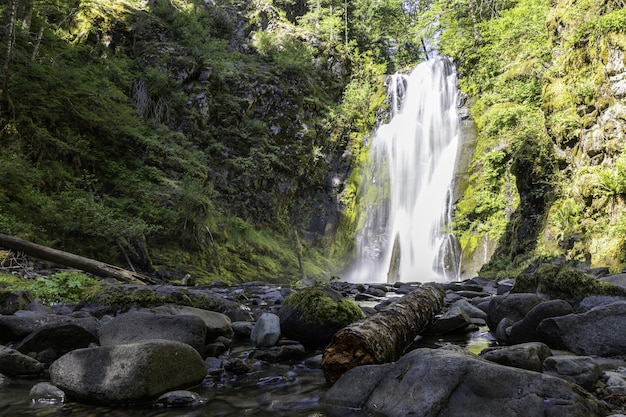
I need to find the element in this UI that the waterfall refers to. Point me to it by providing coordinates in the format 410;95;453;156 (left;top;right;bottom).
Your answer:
346;57;462;284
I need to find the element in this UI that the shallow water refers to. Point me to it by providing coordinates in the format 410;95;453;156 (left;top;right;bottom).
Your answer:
1;327;496;417
1;360;329;417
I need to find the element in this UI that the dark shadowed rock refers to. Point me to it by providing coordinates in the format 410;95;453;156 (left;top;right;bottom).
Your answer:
0;345;44;376
537;301;626;356
0;290;34;315
49;340;206;405
426;306;472;334
323;347;606;417
15;323;98;362
485;293;546;331
0;314;98;344
508;300;574;345
98;311;207;353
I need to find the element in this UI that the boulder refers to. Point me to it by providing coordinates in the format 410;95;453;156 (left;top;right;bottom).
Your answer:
542;356;601;391
485;293;546;331
426;306;472;334
98;311;207;353
537;301;626;356
278;287;364;348
15;323;98;363
231;321;254;338
250;313;281;347
508;300;574;345
151;304;233;340
49;340;206;405
0;345;44;376
576;295;626;313
480;342;553;372
323;348;606;417
0;314;98;344
450;298;488;320
601;274;626;291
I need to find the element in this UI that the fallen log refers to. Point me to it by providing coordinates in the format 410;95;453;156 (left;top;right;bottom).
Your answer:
321;282;445;384
0;234;155;285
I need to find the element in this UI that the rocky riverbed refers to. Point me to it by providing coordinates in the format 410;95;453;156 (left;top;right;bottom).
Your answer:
1;264;626;416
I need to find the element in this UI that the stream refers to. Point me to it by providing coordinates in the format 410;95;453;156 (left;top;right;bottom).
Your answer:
0;323;495;417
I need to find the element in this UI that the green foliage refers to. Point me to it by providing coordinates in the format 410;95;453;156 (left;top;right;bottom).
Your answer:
599;9;626;33
2;272;105;304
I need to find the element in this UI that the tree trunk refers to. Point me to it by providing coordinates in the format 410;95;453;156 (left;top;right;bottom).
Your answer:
31;11;47;61
0;234;155;285
3;0;18;93
321;283;445;383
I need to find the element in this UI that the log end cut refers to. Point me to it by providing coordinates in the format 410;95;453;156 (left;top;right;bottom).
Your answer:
321;330;376;384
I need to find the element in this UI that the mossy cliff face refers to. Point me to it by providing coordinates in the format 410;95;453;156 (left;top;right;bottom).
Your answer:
538;2;626;273
445;0;626;278
0;0;386;284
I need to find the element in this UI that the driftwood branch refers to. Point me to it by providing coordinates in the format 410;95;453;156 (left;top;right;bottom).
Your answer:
322;283;445;383
0;234;155;285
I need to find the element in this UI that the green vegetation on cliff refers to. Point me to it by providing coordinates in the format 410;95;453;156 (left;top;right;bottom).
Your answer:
3;0;626;285
0;0;419;284
416;0;626;278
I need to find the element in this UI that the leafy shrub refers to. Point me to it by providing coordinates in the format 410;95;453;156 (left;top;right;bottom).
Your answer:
7;272;104;304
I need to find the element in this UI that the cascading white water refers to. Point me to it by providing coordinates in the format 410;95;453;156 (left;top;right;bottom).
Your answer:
346;57;462;284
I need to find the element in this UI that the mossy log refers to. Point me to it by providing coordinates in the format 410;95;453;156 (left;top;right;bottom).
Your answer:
0;234;155;285
321;283;445;384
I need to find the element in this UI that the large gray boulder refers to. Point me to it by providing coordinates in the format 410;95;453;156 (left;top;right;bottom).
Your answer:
151;304;233;340
98;311;207;353
542;356;601;391
480;342;553;372
537;301;626;356
323;348;606;417
49;340;206;405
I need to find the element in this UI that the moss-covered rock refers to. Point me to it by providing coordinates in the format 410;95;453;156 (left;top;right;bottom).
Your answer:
278;287;365;348
85;285;227;315
512;264;626;300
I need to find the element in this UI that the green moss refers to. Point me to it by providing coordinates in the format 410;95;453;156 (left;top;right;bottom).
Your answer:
92;286;223;311
283;287;365;327
513;264;624;299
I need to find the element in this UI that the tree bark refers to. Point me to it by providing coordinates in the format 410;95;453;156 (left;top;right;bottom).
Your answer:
321;283;445;384
3;0;18;93
0;234;155;284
